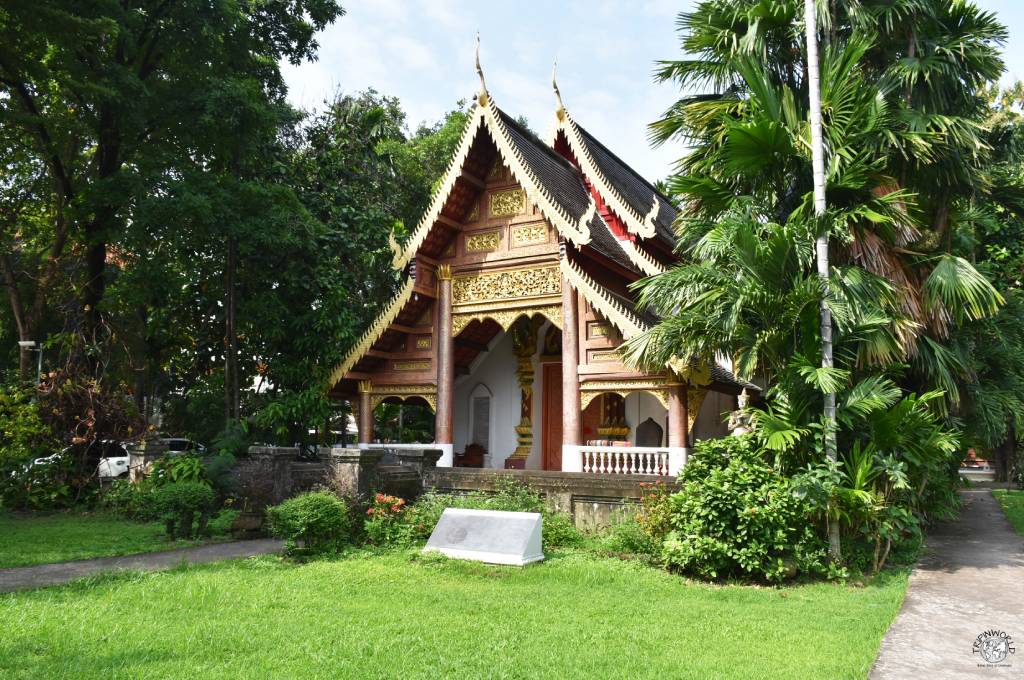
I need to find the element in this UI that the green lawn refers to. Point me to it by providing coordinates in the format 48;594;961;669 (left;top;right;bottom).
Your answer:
0;550;906;679
993;489;1024;536
0;513;206;568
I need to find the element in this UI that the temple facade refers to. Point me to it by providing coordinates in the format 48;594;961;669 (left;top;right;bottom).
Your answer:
327;67;755;476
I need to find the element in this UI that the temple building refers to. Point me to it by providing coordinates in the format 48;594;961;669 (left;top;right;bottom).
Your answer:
327;59;756;476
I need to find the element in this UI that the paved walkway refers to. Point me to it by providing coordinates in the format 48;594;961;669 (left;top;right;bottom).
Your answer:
0;538;284;593
871;489;1024;678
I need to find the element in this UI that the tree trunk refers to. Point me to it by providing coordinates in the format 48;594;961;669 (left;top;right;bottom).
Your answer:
224;236;239;424
996;423;1015;484
805;0;841;562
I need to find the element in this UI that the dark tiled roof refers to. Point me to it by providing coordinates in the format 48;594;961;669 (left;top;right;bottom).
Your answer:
585;212;642;275
575;124;678;247
497;109;591;223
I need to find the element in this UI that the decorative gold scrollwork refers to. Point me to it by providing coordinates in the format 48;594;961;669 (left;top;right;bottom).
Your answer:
490;188;525;217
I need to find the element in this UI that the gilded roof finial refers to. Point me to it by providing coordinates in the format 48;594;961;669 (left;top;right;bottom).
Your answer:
475;32;488;105
552;59;566;120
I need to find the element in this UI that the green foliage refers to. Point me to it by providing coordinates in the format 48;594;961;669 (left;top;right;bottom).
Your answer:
601;516;660;559
267;491;353;557
149;454;208;487
99;479;155;521
663;437;826;582
363;493;412;546
0;384;57;464
150;482;216;539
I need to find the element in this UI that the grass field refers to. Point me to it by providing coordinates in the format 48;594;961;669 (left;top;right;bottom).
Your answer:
0;513;207;568
0;550;906;679
993;489;1024;536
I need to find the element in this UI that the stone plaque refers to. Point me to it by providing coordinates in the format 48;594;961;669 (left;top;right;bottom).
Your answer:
423;508;544;566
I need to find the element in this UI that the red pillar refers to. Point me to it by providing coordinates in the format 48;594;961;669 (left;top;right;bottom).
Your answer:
435;266;454;445
668;383;689;449
561;278;581;447
358;381;374;445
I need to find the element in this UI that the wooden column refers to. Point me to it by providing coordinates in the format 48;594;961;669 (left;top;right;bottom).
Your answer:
561;278;581;446
358;380;374;445
435;265;454;445
668;383;689;448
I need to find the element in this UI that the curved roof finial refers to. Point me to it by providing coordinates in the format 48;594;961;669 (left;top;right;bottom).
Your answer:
552;59;566;120
475;32;488;105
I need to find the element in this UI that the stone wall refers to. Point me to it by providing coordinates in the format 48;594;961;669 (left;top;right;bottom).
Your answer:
229;446;671;529
233;446;331;506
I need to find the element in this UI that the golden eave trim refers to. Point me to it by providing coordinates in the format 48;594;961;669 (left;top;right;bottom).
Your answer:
560;256;646;340
392;94;602;271
392;108;487;269
617;237;667;276
328;277;416;388
550;110;659;240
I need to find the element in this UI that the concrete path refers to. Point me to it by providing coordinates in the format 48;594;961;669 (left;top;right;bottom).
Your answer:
871;489;1024;678
0;538;284;593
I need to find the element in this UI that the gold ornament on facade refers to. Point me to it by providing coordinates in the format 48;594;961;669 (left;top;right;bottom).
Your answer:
511;223;548;247
452;265;561;304
393;360;431;371
366;384;437;413
436;264;452;281
590;350;620;363
465;230;501;253
490;188;525;217
466;203;479;222
579;378;671;410
415;337;431;350
451;303;562;336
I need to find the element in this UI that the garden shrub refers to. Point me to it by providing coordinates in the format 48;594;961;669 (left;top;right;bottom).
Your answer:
151;482;216;539
364;493;413;546
149;453;207;486
99;478;156;520
662;436;826;583
267;491;353;557
0;384;66;510
601;515;660;559
635;481;673;543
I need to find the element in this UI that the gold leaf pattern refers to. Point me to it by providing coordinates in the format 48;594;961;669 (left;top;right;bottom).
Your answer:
465;231;501;252
490;188;525;217
453;265;561;304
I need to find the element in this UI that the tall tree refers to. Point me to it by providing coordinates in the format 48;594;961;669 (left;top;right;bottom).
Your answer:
803;0;840;561
0;0;344;372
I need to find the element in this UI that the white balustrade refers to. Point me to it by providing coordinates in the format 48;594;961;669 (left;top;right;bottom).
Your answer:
576;446;684;476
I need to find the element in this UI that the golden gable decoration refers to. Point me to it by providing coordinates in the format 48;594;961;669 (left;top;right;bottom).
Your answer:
452;265;561;304
465;230;501;252
490;188;525;217
511;223;548;247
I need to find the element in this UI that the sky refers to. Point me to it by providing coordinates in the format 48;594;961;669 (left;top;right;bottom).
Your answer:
282;0;1024;183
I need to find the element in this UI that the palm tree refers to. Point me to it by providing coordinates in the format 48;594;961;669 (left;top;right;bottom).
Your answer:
803;0;841;561
633;0;1005;409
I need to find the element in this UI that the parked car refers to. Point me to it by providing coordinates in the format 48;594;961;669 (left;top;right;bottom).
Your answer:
30;440;131;480
159;438;206;455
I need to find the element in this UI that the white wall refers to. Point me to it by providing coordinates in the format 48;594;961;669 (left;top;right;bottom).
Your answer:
624;392;668;446
452;329;525;468
692;389;734;441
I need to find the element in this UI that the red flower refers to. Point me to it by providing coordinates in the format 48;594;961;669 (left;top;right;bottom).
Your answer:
367;508;375;515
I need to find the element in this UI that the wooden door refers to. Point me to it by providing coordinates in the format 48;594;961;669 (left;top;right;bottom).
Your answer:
542;363;563;470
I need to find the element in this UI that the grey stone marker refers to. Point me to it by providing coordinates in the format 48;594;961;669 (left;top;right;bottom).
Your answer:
423;508;544;566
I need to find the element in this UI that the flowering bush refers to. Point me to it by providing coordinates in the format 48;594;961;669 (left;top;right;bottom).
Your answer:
635;481;673;543
364;493;413;546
